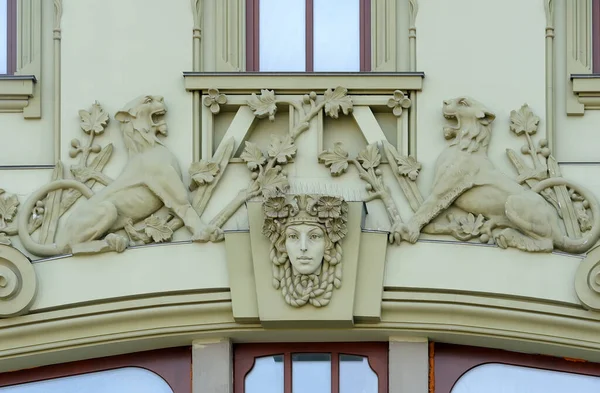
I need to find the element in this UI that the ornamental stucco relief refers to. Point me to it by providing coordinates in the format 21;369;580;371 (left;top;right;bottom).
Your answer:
262;194;349;308
320;96;600;253
17;96;221;257
1;91;598;264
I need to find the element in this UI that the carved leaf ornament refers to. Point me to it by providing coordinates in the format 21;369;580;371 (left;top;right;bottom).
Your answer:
395;155;421;181
189;160;220;186
510;104;540;136
268;135;297;164
0;190;19;227
323;87;353;119
257;168;288;197
357;144;381;170
240;141;267;170
144;215;173;243
318;142;349;176
248;89;277;121
79;101;109;135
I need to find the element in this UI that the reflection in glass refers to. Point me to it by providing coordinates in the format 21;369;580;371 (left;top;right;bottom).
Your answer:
452;363;600;393
245;355;284;393
259;0;305;71
340;355;378;393
292;353;331;393
0;367;173;393
313;0;360;71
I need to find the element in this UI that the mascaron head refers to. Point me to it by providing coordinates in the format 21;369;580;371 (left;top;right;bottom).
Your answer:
263;194;349;307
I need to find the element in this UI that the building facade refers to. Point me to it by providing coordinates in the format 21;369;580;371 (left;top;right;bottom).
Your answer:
1;0;600;392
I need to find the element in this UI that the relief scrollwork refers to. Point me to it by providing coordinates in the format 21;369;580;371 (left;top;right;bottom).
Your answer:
202;87;354;230
401;98;600;253
575;245;600;311
16;95;221;258
0;245;37;318
318;140;422;243
320;96;600;254
262;194;349;308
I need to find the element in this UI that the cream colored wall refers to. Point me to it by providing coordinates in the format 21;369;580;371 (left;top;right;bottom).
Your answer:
60;0;194;180
0;0;54;165
416;0;546;190
5;0;600;377
555;0;600;163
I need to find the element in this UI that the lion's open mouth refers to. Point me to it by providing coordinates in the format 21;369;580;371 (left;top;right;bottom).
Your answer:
443;111;460;130
151;109;166;126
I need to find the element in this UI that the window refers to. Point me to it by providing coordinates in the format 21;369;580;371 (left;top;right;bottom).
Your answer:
1;0;16;74
434;343;600;393
234;343;387;393
566;0;600;114
246;0;371;72
0;348;191;393
0;368;174;393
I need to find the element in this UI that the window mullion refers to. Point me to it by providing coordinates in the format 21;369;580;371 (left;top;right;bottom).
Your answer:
284;352;293;393
305;0;314;72
331;352;339;393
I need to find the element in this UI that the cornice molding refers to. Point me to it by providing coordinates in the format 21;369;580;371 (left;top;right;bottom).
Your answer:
183;72;425;94
0;76;37;114
570;74;600;110
2;287;600;372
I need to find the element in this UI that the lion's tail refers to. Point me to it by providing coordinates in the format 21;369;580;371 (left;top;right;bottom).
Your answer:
18;179;94;257
532;178;600;254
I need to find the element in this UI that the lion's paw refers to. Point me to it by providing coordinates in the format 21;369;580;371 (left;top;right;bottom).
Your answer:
192;225;224;243
105;233;128;253
389;222;420;245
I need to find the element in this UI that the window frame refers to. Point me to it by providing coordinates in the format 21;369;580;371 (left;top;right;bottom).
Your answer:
245;0;371;72
0;347;192;393
234;342;388;393
434;343;600;393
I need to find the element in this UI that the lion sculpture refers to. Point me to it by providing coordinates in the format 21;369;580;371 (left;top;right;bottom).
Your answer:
395;96;600;253
18;95;220;257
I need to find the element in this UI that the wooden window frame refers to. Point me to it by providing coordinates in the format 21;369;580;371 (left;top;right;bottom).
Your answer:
234;342;388;393
0;347;192;393
594;0;600;73
4;0;16;75
434;343;600;393
245;0;371;72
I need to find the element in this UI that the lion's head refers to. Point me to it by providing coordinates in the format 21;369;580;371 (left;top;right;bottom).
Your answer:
115;95;168;153
442;96;496;153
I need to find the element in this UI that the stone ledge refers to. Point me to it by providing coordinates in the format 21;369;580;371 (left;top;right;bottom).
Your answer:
0;75;37;116
570;74;600;113
183;72;425;94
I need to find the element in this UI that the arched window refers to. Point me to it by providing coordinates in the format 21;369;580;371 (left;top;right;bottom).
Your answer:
0;348;191;393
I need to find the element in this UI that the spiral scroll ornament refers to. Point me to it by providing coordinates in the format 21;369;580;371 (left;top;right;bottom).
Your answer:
575;246;600;311
0;245;37;317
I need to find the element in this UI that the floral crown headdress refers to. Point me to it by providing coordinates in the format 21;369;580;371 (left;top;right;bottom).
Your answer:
262;194;349;243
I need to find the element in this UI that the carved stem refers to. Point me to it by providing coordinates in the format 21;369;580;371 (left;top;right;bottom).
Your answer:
351;160;403;225
80;133;96;167
209;188;261;228
524;132;542;170
288;101;326;140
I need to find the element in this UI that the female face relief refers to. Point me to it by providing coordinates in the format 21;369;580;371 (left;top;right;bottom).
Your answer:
285;224;326;275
